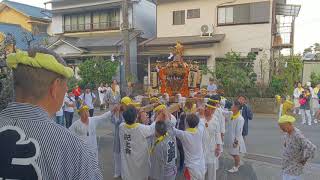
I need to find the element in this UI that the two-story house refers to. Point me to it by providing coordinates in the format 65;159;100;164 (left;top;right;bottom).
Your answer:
47;0;156;79
0;0;51;50
139;0;300;85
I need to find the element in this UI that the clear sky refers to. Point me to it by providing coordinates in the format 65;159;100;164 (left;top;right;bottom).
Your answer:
9;0;320;54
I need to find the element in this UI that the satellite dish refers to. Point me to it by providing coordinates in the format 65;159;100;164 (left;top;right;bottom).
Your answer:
201;25;209;33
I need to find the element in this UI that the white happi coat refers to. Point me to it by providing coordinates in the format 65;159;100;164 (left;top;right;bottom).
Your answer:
214;108;225;153
69;111;112;158
311;87;320;111
222;110;233;151
229;115;246;155
293;88;303;108
149;131;177;180
119;122;156;180
98;86;106;105
202;117;222;166
173;120;206;176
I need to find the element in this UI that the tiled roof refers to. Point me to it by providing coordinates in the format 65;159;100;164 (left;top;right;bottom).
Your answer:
0;23;49;50
1;0;51;20
49;31;142;50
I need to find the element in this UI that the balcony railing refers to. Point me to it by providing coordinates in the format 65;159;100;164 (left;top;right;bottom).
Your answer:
64;21;120;33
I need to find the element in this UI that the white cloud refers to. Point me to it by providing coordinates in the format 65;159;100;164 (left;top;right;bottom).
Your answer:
288;0;320;54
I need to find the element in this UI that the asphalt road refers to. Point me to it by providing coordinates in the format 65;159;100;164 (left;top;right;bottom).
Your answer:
245;114;320;164
72;110;320;179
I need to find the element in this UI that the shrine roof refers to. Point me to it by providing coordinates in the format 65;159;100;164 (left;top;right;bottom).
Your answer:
140;34;225;47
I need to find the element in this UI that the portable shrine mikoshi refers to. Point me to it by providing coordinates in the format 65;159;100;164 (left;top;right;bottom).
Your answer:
149;42;202;98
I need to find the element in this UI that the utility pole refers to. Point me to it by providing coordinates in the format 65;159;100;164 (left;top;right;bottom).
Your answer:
122;0;131;83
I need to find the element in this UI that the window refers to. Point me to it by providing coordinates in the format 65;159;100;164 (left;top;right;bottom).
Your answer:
92;9;120;30
64;16;71;31
187;9;200;19
173;10;185;25
63;9;120;32
218;7;233;24
32;24;47;34
64;14;91;32
217;1;270;25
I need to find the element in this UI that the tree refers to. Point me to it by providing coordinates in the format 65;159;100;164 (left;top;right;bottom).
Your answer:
303;43;320;56
314;43;320;54
310;72;320;86
269;55;303;96
78;57;119;89
303;46;313;56
0;32;15;110
214;51;257;96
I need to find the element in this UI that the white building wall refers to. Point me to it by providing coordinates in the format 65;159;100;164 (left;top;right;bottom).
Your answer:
51;14;63;35
133;0;156;38
51;0;155;37
156;0;273;83
47;22;53;35
130;38;138;77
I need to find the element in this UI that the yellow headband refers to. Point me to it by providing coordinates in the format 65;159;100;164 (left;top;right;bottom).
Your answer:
150;97;160;102
154;104;166;113
7;50;74;78
278;115;296;124
77;105;89;113
208;98;220;103
205;103;217;109
275;95;281;104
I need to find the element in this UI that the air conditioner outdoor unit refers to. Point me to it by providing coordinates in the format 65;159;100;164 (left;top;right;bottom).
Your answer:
200;24;214;37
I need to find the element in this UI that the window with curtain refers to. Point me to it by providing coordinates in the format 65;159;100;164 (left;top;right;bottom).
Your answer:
64;15;71;31
85;14;91;30
110;9;120;28
93;12;100;29
78;15;85;30
71;15;77;31
217;1;270;26
64;9;120;32
100;12;108;29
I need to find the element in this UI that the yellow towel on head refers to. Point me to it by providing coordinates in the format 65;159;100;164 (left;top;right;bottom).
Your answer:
278;115;296;124
282;100;294;115
77;105;89;113
275;95;281;104
7;50;74;78
154;104;166;113
121;96;140;107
